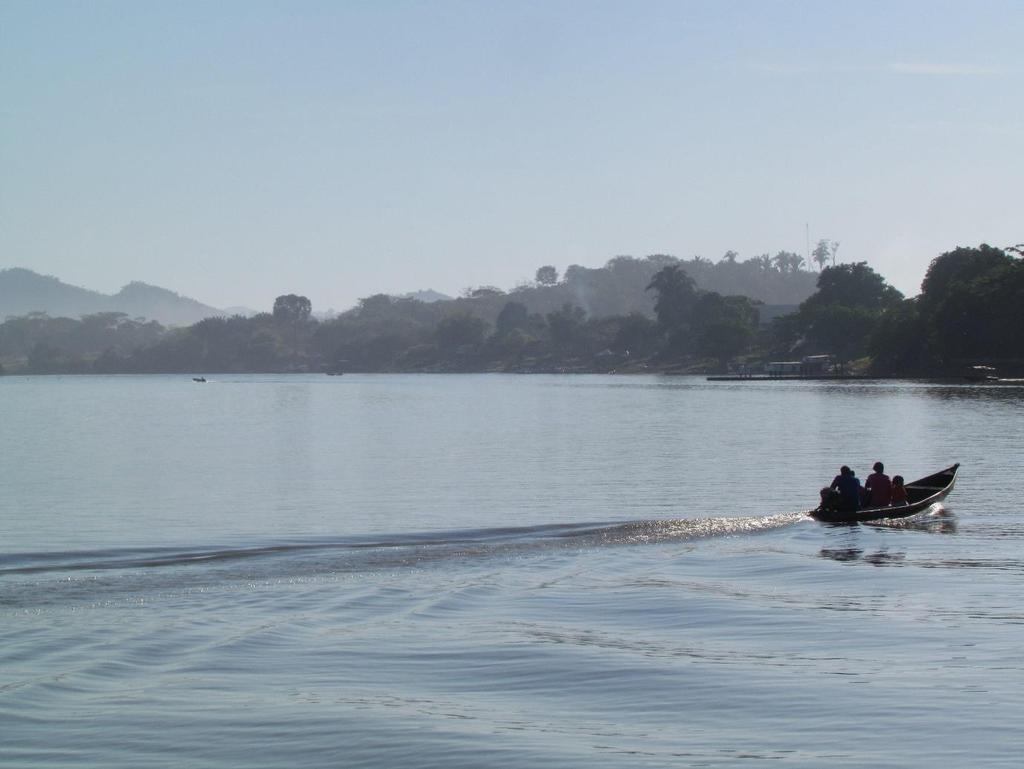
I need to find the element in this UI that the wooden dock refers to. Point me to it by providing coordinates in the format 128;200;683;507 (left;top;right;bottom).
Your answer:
706;375;870;381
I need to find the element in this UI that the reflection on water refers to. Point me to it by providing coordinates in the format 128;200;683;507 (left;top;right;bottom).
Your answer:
922;381;1024;404
777;377;1024;406
819;548;907;566
820;547;863;562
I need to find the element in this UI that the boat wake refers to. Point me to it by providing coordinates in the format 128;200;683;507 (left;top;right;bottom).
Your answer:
0;513;806;580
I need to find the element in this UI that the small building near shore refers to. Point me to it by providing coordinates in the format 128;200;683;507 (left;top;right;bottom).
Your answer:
766;360;803;376
766;354;835;377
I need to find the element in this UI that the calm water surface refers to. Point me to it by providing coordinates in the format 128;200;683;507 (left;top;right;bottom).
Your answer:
2;374;1023;767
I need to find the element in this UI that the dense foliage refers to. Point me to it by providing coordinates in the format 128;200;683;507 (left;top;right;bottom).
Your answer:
2;245;1020;376
869;245;1024;375
0;312;165;373
771;244;1024;376
773;262;904;364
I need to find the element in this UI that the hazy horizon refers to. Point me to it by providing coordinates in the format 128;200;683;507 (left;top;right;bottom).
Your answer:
3;1;1021;312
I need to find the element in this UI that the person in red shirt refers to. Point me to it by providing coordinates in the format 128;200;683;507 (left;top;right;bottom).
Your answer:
891;475;908;506
864;461;892;507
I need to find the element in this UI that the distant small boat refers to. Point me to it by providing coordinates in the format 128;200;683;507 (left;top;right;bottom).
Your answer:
810;463;959;524
192;377;206;383
964;365;999;382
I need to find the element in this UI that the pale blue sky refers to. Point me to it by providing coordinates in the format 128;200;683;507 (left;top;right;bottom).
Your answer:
2;1;1021;312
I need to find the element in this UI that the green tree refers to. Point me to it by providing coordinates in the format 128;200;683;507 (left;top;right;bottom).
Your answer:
243;328;285;371
869;299;927;375
920;244;1010;308
610;312;658;356
645;265;697;330
773;251;805;274
812;239;836;271
692;292;759;369
807;304;877;364
272;294;313;363
93;347;128;374
804;262;903;312
535;265;559;285
545;303;586;353
435;312;487;351
492;327;537;365
273;294;312;324
27;341;87;373
357;294;395;317
495;301;530;336
918;245;1024;364
27;342;59;373
779;262;903;365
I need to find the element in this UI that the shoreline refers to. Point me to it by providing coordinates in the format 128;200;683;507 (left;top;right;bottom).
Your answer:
2;370;1021;384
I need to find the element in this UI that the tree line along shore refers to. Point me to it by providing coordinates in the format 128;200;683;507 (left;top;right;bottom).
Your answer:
1;244;1021;378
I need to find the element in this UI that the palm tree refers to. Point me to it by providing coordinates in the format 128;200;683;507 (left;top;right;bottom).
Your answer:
772;251;804;274
646;265;697;329
812;239;831;271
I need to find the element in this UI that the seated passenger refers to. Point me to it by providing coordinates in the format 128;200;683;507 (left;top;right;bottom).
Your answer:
891;475;908;506
830;465;863;512
864;461;892;508
820;486;842;511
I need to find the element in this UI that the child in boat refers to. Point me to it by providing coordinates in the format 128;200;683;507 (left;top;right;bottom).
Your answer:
891;475;908;506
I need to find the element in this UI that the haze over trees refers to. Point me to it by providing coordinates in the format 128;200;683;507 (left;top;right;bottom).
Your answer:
2;245;1020;376
0;312;165;374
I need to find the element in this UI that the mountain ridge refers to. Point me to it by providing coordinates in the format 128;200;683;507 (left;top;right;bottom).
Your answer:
0;268;224;326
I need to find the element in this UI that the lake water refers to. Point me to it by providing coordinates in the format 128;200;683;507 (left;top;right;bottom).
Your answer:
2;374;1023;767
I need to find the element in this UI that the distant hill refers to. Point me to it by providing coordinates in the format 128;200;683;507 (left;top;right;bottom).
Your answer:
0;268;224;326
109;281;224;326
389;254;819;328
0;268;109;319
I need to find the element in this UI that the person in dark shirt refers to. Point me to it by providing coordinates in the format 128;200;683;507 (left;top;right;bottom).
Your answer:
864;461;892;508
829;465;863;511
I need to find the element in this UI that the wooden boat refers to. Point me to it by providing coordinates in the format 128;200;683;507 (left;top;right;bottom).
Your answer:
810;463;959;524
